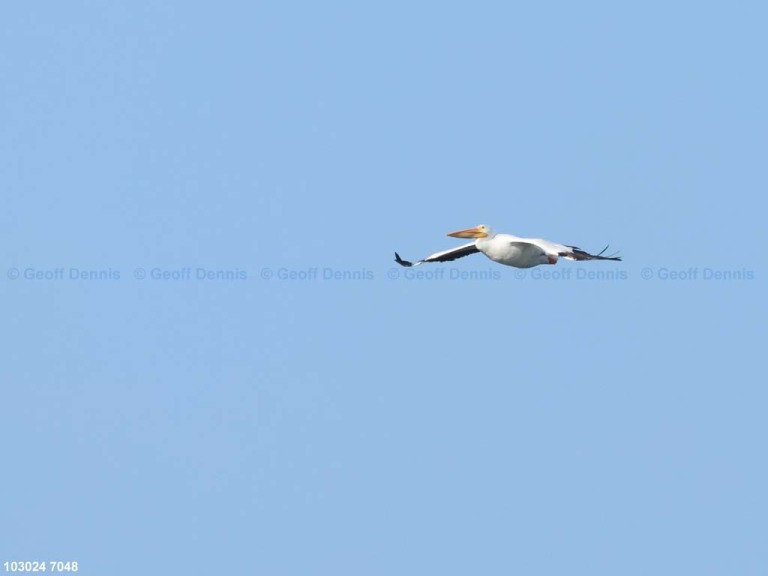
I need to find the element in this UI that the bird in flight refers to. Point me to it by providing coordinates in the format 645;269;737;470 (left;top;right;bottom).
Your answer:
394;224;622;269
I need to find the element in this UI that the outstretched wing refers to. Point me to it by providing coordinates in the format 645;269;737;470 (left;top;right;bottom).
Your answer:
520;237;622;262
560;245;622;262
394;242;480;267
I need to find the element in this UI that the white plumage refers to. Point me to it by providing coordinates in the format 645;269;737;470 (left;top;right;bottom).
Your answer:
395;224;621;269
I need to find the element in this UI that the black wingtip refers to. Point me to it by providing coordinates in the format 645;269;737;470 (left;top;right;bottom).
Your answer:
603;245;623;261
570;245;624;262
394;252;413;267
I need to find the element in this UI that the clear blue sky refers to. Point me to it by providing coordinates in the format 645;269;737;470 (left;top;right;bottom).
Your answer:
2;2;766;574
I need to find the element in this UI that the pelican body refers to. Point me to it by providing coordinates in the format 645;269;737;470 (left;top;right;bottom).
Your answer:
395;225;621;269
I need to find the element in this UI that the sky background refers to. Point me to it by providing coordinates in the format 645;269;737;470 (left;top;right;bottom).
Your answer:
1;1;766;574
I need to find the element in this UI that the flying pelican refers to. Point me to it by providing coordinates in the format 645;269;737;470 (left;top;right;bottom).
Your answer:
394;224;621;269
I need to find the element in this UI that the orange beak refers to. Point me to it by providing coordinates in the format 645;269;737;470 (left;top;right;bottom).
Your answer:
447;226;488;239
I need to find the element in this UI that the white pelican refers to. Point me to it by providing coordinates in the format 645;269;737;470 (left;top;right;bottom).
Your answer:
394;224;621;269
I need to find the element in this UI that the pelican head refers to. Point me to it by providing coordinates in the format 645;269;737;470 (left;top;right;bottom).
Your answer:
447;224;494;239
